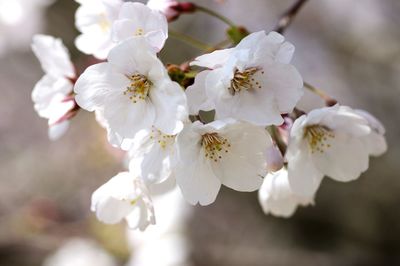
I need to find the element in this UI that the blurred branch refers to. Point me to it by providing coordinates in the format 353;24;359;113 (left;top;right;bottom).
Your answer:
195;5;236;28
169;30;213;51
274;0;309;34
304;81;338;106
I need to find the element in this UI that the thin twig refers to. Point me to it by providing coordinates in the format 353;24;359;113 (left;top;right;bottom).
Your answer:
304;82;338;106
274;0;309;34
195;5;236;28
169;30;213;51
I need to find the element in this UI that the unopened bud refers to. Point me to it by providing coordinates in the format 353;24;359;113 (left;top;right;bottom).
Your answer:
325;98;338;107
176;2;196;13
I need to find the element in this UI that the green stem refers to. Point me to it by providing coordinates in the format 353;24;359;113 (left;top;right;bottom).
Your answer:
169;30;213;51
196;5;236;28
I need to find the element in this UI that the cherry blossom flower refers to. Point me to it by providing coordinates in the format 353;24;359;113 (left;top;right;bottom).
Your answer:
188;31;303;126
31;35;77;140
258;168;313;217
91;172;155;231
43;238;116;266
112;2;168;52
74;37;188;147
286;105;387;197
126;127;178;185
175;119;272;206
74;0;123;59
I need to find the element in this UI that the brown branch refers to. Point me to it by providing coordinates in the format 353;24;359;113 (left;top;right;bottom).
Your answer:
274;0;309;34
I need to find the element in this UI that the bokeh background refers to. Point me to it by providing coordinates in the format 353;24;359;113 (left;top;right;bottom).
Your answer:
0;0;399;265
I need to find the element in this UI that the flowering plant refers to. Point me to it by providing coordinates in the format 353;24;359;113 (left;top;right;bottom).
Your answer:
31;0;387;230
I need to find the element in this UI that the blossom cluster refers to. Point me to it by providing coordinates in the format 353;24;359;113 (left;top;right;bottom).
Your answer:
31;0;387;230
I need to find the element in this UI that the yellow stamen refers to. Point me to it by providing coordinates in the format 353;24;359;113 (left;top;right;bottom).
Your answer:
201;133;231;162
304;125;335;154
123;74;152;103
229;67;264;95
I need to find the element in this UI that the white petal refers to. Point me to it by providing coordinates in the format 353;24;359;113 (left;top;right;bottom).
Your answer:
259;61;303;114
211;122;271;191
355;109;387;156
113;2;168;50
74;0;122;59
32;35;75;78
287;140;324;197
258;169;313;217
175;124;221;205
91;172;140;224
74;62;128;112
235;31;267;51
128;131;176;184
150;81;187;135
107;37;165;79
363;131;387;157
95;109;108;129
190;48;235;69
125;198;155;231
355;109;385;134
95;195;135;224
313;131;370;182
185;70;215;115
32;75;73;118
48;120;70;141
103;98;156;145
75;31;114;60
256;31;295;64
212;80;284;126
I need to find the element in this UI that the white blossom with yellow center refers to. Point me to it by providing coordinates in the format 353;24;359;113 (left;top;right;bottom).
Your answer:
125;127;178;186
112;2;168;52
74;0;123;59
187;31;304;126
74;37;188;147
175;119;273;206
286;105;387;197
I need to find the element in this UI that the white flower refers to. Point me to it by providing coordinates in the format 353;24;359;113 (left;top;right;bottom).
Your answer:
31;35;77;140
147;0;180;22
74;37;188;147
0;0;52;55
126;127;177;185
286;105;387;197
188;31;303;126
43;238;116;266
112;2;168;52
74;0;123;59
175;119;272;206
91;172;155;231
258;168;313;218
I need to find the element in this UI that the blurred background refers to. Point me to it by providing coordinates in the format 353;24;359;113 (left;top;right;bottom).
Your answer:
0;0;399;265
